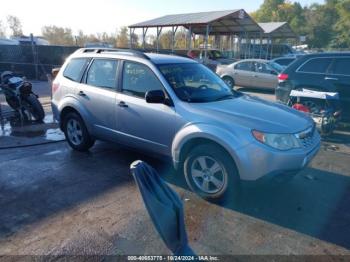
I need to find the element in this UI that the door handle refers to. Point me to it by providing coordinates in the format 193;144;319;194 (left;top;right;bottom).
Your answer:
325;77;338;81
118;101;128;108
78;91;87;97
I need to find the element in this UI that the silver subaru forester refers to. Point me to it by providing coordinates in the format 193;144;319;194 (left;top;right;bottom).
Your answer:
52;48;321;200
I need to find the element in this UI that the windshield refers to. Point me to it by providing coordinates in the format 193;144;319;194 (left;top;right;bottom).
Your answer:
268;61;284;73
158;63;239;103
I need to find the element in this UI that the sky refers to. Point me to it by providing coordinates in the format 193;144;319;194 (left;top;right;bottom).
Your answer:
1;0;324;36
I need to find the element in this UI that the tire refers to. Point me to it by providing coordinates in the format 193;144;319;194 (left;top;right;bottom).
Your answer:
183;144;240;202
24;94;45;121
222;76;235;89
63;112;95;151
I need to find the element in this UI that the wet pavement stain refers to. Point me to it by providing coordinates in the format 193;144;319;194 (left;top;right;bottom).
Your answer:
0;114;65;148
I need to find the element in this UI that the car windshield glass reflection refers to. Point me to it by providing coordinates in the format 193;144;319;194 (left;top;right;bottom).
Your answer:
210;50;224;59
158;63;240;103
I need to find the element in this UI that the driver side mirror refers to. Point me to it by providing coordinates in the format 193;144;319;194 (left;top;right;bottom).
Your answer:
145;90;166;104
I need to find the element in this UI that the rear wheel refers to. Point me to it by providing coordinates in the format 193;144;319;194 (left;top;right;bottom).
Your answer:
183;144;240;202
24;94;45;121
222;76;235;89
63;112;95;151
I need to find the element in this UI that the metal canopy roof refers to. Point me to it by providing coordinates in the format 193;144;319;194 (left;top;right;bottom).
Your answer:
129;9;263;35
258;22;297;38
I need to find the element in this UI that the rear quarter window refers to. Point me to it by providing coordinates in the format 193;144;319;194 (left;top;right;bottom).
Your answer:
63;58;89;82
329;58;350;76
297;58;333;74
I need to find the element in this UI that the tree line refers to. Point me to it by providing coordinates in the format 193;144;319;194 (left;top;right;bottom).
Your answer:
252;0;350;48
1;0;349;49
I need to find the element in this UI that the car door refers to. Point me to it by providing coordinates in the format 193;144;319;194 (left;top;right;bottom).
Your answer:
326;57;350;120
76;58;119;140
232;61;253;87
115;61;177;155
253;62;278;89
295;57;333;91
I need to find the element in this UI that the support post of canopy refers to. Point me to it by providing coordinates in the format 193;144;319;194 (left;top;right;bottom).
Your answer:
259;32;263;59
171;26;178;53
204;24;210;60
129;28;132;49
188;26;192;49
156;27;162;52
270;37;273;59
142;27;148;50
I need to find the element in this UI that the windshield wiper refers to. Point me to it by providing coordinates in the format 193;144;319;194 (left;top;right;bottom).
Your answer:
214;94;235;101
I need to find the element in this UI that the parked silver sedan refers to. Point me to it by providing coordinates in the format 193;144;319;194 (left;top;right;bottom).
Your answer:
216;59;283;90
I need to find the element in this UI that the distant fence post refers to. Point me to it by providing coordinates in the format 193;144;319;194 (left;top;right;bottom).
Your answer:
30;33;39;80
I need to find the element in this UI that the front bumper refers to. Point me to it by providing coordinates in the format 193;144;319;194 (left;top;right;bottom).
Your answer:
234;130;321;182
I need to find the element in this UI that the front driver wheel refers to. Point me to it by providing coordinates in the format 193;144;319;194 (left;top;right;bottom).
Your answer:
63;112;95;151
184;144;240;201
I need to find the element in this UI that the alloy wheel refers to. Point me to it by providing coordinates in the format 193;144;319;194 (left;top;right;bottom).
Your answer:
190;156;227;194
66;118;83;146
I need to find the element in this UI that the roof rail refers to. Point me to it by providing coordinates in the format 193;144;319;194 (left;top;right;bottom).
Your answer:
74;48;150;60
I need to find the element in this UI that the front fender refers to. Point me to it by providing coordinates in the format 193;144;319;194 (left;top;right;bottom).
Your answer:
171;123;251;174
58;95;93;133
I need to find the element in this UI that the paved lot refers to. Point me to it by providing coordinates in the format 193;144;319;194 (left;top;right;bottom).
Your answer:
0;82;350;256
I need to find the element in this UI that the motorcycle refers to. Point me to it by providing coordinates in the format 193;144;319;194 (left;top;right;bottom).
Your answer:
288;88;342;136
0;71;45;122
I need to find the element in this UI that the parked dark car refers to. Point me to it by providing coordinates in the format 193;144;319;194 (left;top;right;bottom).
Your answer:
272;54;303;67
276;52;350;121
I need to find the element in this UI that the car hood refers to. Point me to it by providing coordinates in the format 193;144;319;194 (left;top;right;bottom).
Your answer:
189;95;313;134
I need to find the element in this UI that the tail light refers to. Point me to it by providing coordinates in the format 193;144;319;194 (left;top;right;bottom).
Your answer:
52;82;60;94
278;73;289;81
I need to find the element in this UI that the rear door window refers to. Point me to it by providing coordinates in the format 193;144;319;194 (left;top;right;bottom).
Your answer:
298;58;333;74
86;59;118;89
63;58;89;82
235;62;253;71
329;58;350;76
254;62;270;74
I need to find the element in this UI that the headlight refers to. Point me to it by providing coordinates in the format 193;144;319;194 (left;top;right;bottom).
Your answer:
252;130;301;151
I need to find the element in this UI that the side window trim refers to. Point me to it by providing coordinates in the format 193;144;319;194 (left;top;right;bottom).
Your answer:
83;58;120;91
296;57;334;75
81;58;94;83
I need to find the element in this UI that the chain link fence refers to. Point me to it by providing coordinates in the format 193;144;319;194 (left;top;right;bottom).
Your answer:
0;45;79;80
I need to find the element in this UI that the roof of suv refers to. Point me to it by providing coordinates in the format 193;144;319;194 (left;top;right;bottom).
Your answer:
282;52;350;74
146;53;195;64
302;52;350;58
72;48;195;65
